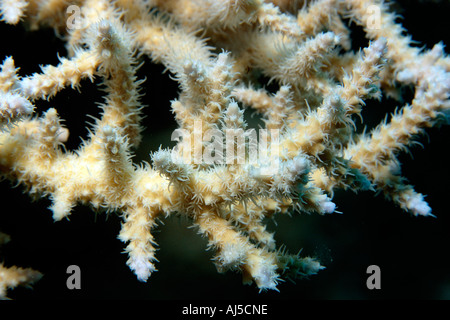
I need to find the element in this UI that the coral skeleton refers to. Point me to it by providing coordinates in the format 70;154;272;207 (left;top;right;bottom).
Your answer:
0;0;448;297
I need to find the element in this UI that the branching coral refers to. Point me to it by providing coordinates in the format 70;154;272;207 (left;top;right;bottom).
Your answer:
0;0;448;298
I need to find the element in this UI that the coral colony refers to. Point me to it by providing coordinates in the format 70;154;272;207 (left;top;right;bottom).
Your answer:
0;0;448;298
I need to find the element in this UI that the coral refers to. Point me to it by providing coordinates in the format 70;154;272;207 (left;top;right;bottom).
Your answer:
0;232;42;299
0;0;448;298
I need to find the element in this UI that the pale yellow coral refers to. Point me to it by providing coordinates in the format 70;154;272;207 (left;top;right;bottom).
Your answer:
0;0;448;296
0;233;42;299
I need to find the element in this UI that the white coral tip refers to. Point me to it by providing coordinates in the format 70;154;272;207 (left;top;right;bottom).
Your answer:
407;194;434;217
300;257;325;275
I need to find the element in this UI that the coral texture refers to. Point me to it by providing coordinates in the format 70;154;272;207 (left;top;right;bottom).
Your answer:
0;0;448;298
